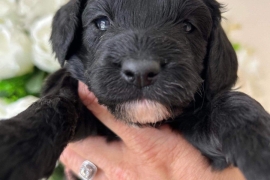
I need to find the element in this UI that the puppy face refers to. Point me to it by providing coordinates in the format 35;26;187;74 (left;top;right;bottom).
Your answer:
51;0;238;125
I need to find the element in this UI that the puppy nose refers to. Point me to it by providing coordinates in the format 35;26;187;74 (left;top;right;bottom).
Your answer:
121;60;160;87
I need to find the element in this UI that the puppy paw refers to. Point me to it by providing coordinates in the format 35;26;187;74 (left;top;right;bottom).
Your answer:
0;96;78;180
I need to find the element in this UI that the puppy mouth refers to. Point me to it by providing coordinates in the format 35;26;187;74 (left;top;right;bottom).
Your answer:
112;99;178;124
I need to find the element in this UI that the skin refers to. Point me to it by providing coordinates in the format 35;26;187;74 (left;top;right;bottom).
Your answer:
60;82;246;180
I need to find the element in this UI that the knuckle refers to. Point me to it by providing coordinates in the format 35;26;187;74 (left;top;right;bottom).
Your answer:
60;148;81;172
110;165;136;180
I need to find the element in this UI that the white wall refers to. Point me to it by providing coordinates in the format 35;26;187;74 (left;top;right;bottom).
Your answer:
221;0;270;66
219;0;270;111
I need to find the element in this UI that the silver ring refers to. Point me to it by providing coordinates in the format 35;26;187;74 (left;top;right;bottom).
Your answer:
79;160;97;180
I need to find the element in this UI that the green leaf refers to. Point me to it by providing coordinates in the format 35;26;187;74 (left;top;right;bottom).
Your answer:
0;74;31;102
49;164;65;180
0;68;48;103
233;43;241;51
26;70;46;94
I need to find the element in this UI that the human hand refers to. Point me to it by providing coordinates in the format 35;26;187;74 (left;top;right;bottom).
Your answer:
60;81;245;180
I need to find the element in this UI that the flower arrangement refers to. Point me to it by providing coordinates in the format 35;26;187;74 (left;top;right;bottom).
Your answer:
0;0;68;179
0;0;68;114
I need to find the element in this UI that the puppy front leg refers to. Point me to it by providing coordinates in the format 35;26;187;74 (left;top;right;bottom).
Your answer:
212;91;270;180
0;96;78;180
0;70;80;180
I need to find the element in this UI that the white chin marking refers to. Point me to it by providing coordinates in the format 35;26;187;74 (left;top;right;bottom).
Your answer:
115;100;171;124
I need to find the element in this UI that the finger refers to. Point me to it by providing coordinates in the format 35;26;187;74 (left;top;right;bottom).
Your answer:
78;81;164;145
78;81;97;107
60;148;84;177
66;136;122;169
60;147;108;180
78;81;118;132
64;168;77;180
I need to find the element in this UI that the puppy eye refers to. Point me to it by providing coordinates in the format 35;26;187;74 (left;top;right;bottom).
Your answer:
95;17;110;31
183;22;194;33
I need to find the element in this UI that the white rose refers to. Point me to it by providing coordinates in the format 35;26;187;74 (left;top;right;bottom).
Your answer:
18;0;68;26
0;0;12;17
30;15;60;73
0;96;38;119
0;20;33;80
0;0;17;20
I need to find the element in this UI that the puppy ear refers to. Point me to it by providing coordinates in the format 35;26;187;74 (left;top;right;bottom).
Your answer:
50;0;87;66
203;1;238;97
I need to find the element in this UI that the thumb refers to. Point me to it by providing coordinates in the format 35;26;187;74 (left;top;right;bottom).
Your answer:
78;81;97;106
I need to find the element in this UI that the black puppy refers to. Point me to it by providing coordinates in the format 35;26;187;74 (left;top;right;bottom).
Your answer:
1;0;270;179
